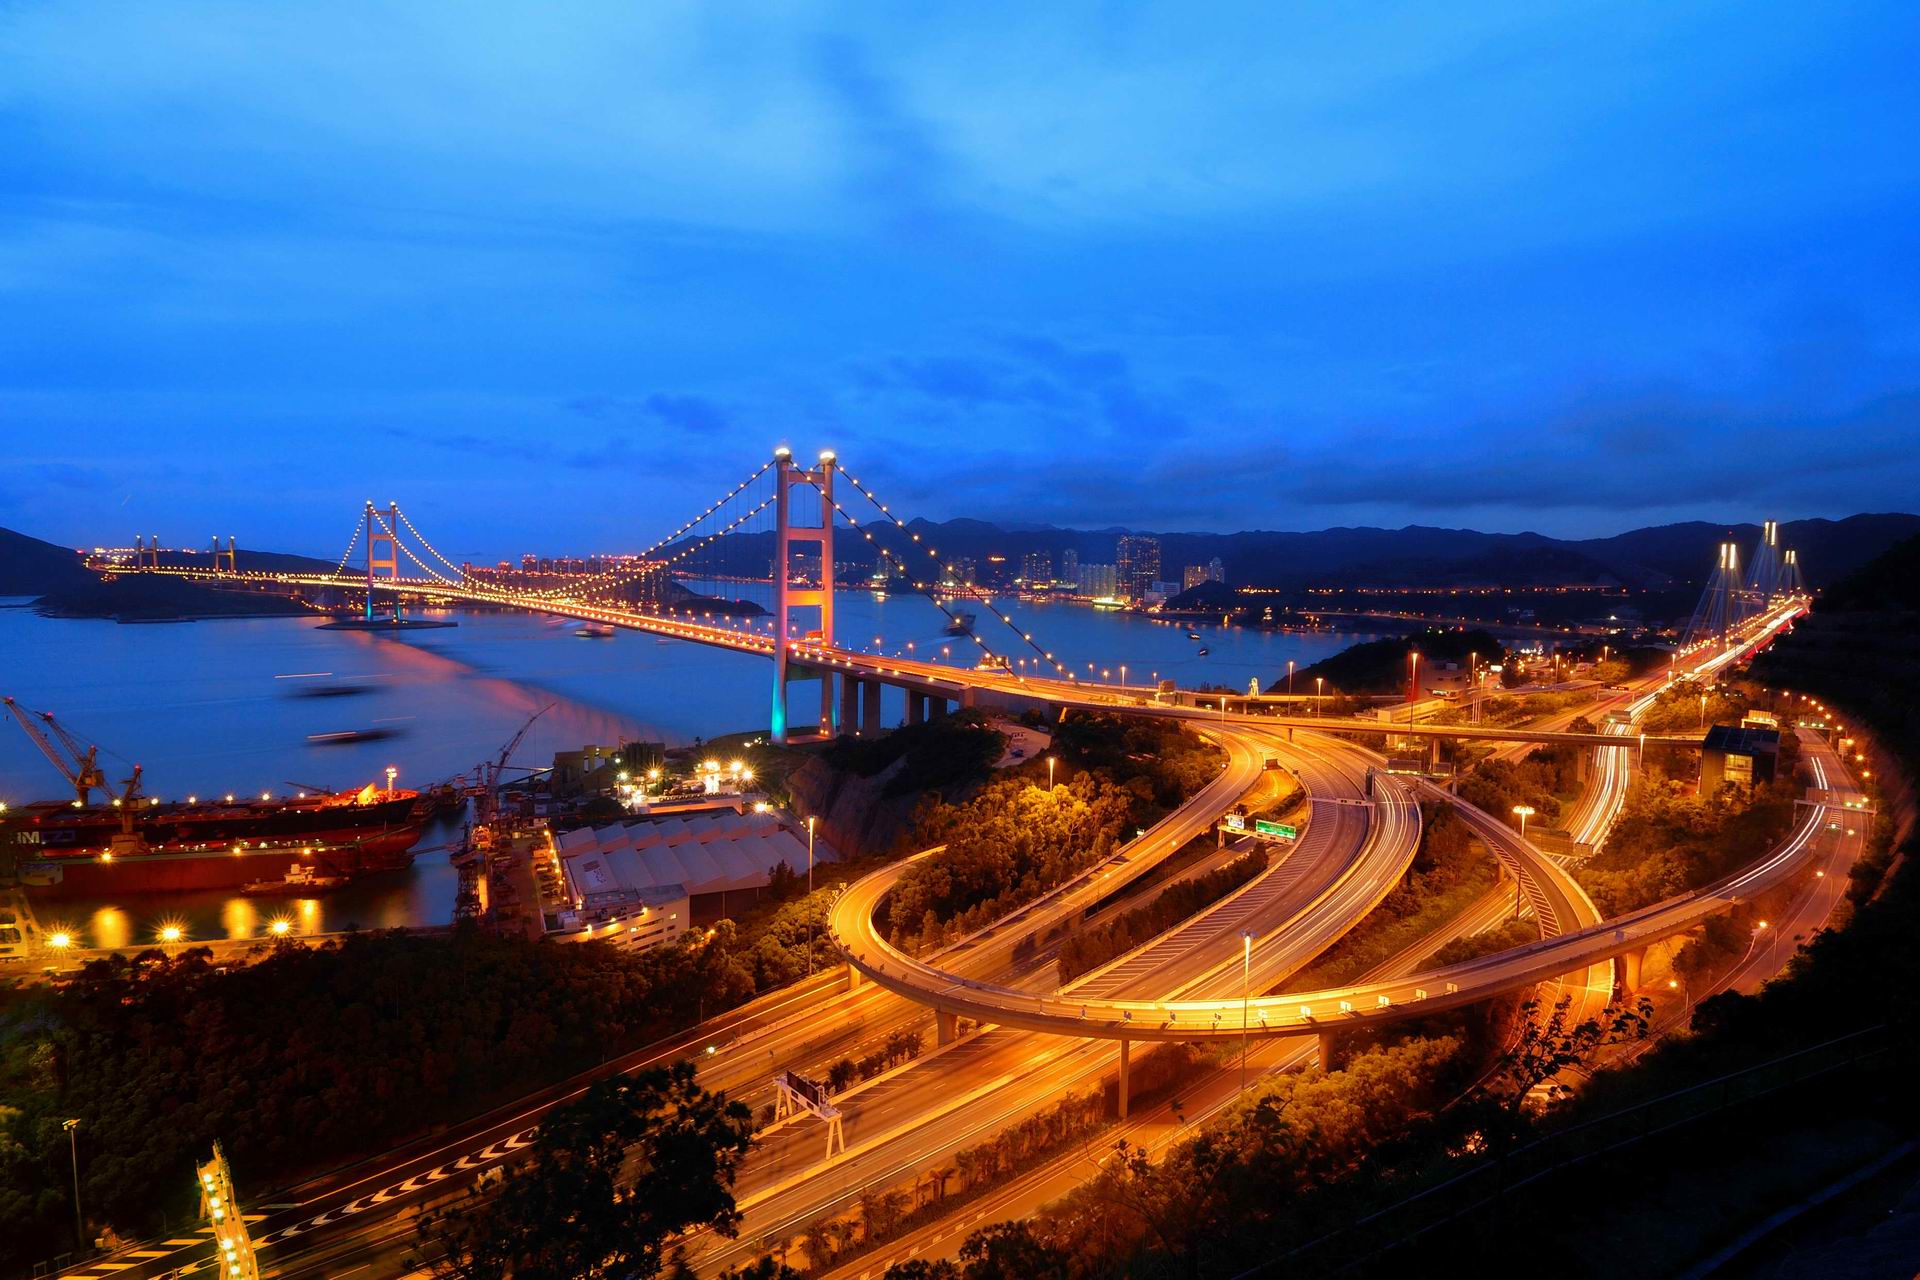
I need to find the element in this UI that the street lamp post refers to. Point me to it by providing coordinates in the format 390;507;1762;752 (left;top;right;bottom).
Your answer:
1047;754;1057;790
1408;651;1421;727
1241;931;1254;1093
1510;806;1536;918
1287;660;1295;697
806;816;817;976
1315;676;1324;717
65;1118;83;1252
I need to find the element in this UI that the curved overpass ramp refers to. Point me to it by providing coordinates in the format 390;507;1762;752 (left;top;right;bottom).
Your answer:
831;736;1851;1043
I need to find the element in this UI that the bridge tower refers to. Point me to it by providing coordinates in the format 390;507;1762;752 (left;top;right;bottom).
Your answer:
1747;519;1783;601
211;535;237;574
770;448;837;744
364;501;401;622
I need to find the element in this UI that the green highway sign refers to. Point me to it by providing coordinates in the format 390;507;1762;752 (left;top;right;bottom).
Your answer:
1254;820;1297;840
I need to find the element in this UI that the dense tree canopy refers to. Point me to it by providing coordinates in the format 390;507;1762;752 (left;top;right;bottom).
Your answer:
0;930;755;1268
423;1062;752;1280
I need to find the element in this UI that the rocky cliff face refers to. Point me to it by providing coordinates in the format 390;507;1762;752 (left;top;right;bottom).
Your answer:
786;753;988;863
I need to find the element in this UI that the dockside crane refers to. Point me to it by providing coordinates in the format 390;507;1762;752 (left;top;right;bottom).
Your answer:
468;703;552;824
3;696;124;806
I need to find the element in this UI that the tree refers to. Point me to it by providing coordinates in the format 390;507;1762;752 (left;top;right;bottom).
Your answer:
955;1221;1071;1279
423;1061;752;1280
1474;995;1651;1150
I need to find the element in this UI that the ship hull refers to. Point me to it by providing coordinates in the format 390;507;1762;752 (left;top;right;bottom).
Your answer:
16;831;419;896
3;791;424;895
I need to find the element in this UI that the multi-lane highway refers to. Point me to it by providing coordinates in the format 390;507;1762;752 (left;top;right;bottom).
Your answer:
47;600;1817;1280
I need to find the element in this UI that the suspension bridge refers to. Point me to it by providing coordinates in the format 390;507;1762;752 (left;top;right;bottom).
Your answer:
89;447;1805;750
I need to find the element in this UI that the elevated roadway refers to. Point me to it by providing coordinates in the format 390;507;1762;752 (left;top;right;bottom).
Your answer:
827;734;1850;1044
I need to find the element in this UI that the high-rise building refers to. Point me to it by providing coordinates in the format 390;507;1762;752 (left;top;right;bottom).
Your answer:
1207;556;1225;584
1182;558;1227;591
1020;551;1052;585
1116;535;1160;602
1076;563;1118;598
947;556;978;587
1059;548;1079;584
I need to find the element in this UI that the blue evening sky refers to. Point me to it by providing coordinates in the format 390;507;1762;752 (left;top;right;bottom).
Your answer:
2;2;1916;559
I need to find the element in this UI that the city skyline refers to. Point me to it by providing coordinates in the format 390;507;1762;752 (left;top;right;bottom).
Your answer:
4;3;1918;554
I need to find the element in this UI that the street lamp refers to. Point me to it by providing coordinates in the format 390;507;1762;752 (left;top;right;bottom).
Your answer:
1408;651;1421;726
1511;804;1535;839
806;816;817;975
1699;692;1709;729
64;1119;83;1251
1315;676;1324;717
1241;931;1254;1094
1047;754;1057;790
1287;659;1295;697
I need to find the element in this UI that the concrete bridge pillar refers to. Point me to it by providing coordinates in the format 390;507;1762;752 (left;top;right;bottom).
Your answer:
930;696;948;720
907;691;927;725
1318;1031;1337;1069
861;679;884;736
839;673;860;736
820;671;837;736
847;962;863;990
1117;1038;1131;1119
935;1009;958;1046
1619;946;1646;993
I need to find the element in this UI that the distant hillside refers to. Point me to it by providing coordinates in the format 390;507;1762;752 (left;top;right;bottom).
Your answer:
1818;532;1920;612
0;526;93;595
1276;629;1508;695
34;574;314;622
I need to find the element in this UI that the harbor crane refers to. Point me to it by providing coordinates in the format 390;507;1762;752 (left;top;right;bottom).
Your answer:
3;696;142;809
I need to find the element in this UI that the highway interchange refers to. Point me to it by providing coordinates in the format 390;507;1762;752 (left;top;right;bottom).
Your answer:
47;601;1842;1280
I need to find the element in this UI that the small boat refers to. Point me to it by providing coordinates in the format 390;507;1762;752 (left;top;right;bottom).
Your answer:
945;612;976;636
574;622;616;638
1186;630;1201;640
242;864;347;896
1195;647;1211;657
307;727;399;745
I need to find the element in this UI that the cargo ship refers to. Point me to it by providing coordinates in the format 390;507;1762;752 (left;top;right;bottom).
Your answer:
2;786;424;896
2;696;424;896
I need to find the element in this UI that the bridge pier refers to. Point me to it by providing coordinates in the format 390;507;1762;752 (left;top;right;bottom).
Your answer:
935;1009;958;1046
839;672;860;736
1117;1038;1130;1119
907;691;927;726
1618;946;1646;993
846;961;863;990
861;679;884;736
1318;1031;1337;1070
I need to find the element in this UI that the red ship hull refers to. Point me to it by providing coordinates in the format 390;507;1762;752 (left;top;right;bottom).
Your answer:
3;789;425;896
16;831;420;896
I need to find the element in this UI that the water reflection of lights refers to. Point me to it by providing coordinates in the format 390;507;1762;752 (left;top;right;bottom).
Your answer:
90;907;131;950
221;898;259;939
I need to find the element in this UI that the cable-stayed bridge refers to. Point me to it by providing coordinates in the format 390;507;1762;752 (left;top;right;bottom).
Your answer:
92;447;1802;749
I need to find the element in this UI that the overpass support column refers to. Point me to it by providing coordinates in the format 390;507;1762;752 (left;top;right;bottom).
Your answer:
930;696;948;720
960;687;976;710
820;670;836;736
839;673;860;736
907;691;927;725
1317;1031;1337;1069
861;680;885;736
1117;1039;1131;1119
1619;947;1646;993
935;1009;958;1046
846;962;863;991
